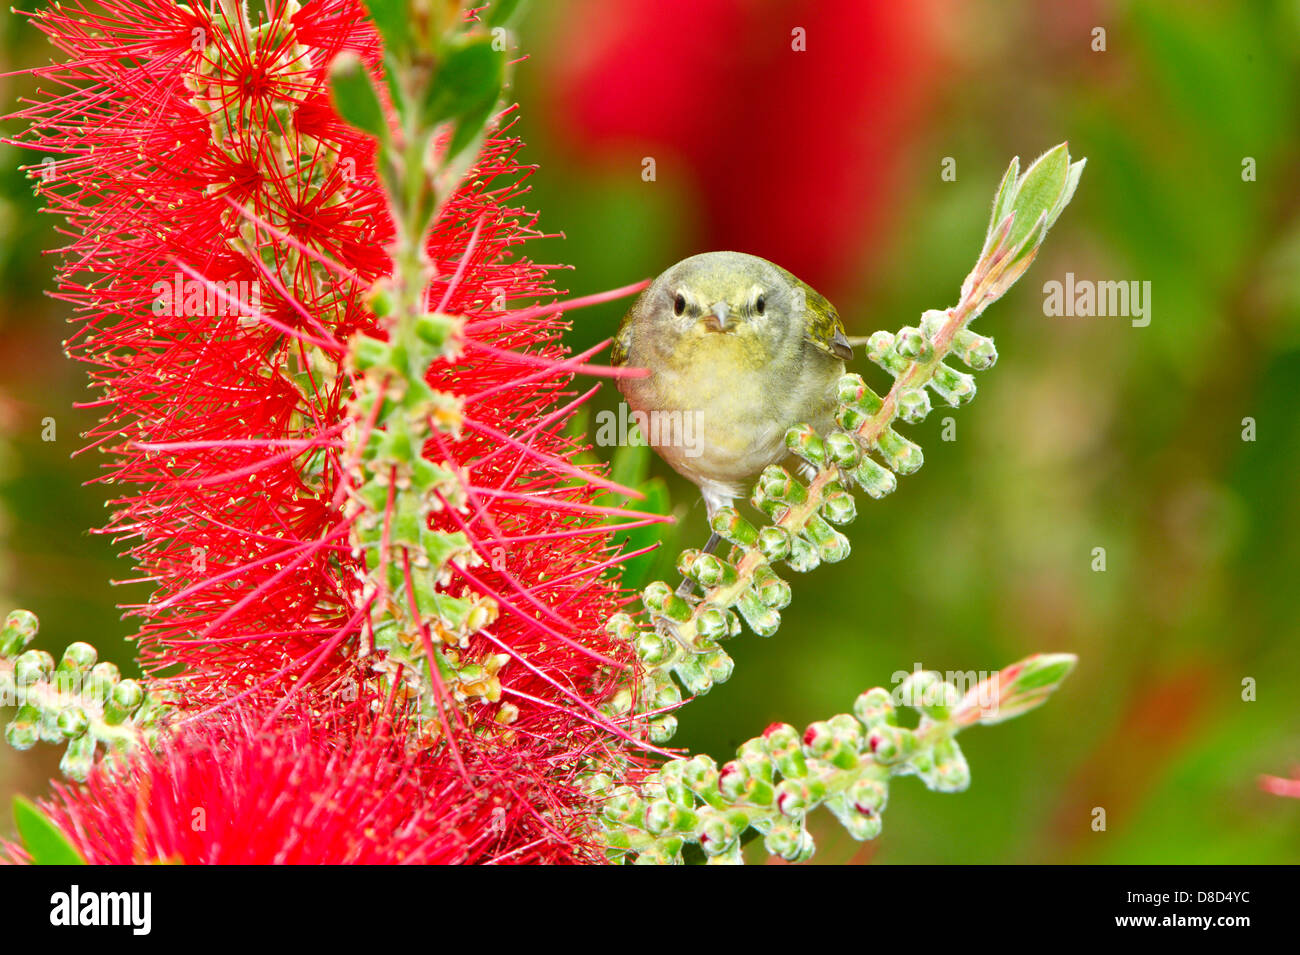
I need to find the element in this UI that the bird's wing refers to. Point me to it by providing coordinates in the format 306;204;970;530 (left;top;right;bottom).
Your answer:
795;276;854;362
611;314;633;367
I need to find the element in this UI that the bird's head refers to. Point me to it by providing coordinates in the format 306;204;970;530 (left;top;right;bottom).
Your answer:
651;250;802;339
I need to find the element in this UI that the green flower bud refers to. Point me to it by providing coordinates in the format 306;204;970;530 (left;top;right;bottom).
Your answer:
701;648;734;685
867;725;915;765
683;755;720;795
691;554;736;588
655;681;683;709
0;609;38;658
929;362;976;406
5;704;41;750
875;428;923;475
819;483;856;525
699;814;738;855
915;737;971;793
847;457;897;499
649;715;677;743
643;798;675;835
827;712;864;743
866;331;909;377
757;466;807;506
785;534;820;573
836;374;884;415
105;679;145;723
847;777;889;816
894;326;934;361
774;779;809;817
710;508;758;548
718;760;750;801
641;581;692;623
58;642;98;671
838;807;883;842
854;687;898;728
59;732;97;782
735;588;780;637
954;328;998;369
675;548;700;579
696;608;729;642
751;565;791;610
897;387;932;424
350;334;391;370
801;514;850;563
756;526;791;562
673;654;714;697
14;650;54;687
834;404;867;433
56;706;90;740
823;431;861;470
604;613;639;642
414;311;460;349
801;720;837;759
764;722;807;779
86;662;121;702
738;739;776;782
763;821;802;860
784;424;826;467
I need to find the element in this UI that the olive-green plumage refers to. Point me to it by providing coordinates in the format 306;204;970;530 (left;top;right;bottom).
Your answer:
613;251;853;517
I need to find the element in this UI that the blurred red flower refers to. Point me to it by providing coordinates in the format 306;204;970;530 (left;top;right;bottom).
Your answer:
546;0;947;297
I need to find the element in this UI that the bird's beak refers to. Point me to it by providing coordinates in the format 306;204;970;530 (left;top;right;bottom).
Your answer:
703;302;733;332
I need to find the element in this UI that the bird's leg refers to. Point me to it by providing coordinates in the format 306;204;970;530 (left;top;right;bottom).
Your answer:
677;487;732;598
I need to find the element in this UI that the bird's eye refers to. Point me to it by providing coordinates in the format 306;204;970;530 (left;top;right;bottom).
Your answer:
755;293;767;316
673;292;686;316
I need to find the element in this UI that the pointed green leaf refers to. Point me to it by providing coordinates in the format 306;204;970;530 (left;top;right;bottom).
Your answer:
13;796;86;865
1006;143;1070;253
1050;157;1087;227
362;0;411;58
985;156;1019;247
486;0;526;28
329;53;387;140
608;442;650;492
423;37;505;135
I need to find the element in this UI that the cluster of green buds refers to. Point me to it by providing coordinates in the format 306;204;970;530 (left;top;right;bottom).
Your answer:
593;654;1076;864
333;1;520;728
605;145;1085;742
1;611;169;781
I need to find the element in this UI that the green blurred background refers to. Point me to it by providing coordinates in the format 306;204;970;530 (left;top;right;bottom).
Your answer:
3;0;1299;862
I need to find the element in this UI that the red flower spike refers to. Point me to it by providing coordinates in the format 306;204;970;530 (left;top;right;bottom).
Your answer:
2;706;610;865
7;0;662;861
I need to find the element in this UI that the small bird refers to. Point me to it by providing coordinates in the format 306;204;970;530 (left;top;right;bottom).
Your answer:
613;251;853;563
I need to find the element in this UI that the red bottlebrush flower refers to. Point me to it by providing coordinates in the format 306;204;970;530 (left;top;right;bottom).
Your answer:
544;0;947;298
9;0;660;861
3;704;610;864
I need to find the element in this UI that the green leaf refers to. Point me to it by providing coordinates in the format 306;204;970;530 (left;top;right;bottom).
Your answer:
608;442;650;492
1005;143;1070;253
985;155;1019;247
328;53;388;140
1052;158;1087;226
422;36;505;151
13;796;86;865
361;0;411;58
486;0;526;28
615;478;673;591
